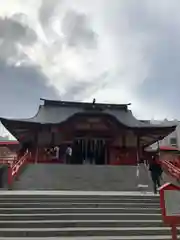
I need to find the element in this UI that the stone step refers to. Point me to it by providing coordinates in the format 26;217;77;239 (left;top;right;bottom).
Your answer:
0;191;167;238
0;227;175;238
0;219;165;228
0;213;162;221
0;196;160;203
0;207;161;214
0;201;159;208
0;237;178;240
0;191;159;198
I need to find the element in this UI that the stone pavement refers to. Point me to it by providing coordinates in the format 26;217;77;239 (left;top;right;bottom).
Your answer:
12;164;153;191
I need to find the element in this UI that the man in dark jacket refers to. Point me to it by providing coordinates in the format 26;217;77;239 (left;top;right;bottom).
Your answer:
149;156;163;194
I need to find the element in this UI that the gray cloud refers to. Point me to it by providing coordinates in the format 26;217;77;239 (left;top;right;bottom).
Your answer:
1;0;180;121
0;60;59;118
0;17;27;41
0;14;60;120
118;0;180;116
39;0;60;27
0;17;37;44
62;10;97;49
0;16;37;62
62;71;109;101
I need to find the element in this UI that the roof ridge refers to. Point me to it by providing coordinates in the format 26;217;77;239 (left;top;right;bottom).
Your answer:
40;98;130;110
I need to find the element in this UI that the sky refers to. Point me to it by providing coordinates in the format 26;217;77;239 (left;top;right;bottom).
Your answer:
0;0;180;135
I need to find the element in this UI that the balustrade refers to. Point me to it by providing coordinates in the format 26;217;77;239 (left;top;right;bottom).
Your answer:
0;151;28;187
160;156;180;181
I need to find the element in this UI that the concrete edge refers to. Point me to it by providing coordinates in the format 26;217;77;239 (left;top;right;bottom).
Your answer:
0;190;156;196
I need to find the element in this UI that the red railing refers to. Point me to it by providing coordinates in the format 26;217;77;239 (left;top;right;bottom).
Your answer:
8;152;29;185
160;157;180;181
0;152;29;186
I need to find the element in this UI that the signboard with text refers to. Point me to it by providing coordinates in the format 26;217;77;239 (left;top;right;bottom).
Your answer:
160;182;180;224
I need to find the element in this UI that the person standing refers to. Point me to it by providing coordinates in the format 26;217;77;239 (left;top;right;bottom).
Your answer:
65;145;72;164
149;155;162;194
52;146;59;161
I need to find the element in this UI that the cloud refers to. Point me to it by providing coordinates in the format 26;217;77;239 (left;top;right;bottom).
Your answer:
0;16;37;62
39;0;60;27
0;1;102;113
62;71;109;101
62;10;97;49
74;0;180;119
0;0;180;122
125;0;180;115
0;10;60;122
38;0;63;41
0;17;36;43
104;0;180;119
0;60;59;118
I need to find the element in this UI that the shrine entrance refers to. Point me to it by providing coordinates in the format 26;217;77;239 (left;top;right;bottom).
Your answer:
72;138;108;165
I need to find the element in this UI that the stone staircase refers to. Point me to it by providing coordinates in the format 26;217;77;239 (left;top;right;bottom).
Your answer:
0;191;177;239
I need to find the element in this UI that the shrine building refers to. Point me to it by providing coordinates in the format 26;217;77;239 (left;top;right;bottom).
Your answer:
0;99;177;165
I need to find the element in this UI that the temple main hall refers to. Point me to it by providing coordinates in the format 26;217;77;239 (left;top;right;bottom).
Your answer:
0;99;176;165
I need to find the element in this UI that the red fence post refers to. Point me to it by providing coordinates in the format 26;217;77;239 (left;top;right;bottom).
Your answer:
171;225;177;240
7;165;12;187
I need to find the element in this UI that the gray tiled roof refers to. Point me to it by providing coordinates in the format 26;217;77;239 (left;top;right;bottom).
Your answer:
0;99;177;146
0;99;177;129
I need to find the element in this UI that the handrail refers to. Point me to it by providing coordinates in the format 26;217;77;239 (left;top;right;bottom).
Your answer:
0;154;17;162
160;158;180;181
7;152;29;186
0;154;17;166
